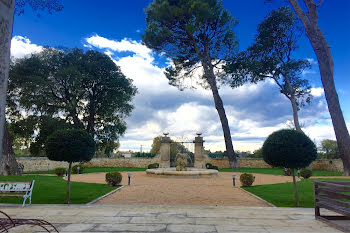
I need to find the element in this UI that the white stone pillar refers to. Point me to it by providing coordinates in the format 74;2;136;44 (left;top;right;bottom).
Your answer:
194;134;205;169
159;134;171;168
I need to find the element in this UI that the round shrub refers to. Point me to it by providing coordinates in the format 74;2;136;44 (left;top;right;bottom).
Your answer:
205;163;213;169
147;163;159;169
46;129;95;163
55;168;66;177
105;172;123;186
240;173;255;187
300;169;312;179
72;164;84;174
211;165;219;170
262;129;317;169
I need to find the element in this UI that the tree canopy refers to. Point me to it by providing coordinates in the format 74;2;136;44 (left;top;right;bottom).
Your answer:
9;48;137;151
225;7;312;131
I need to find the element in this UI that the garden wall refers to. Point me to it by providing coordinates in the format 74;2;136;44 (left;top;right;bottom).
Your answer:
17;156;343;172
208;158;343;172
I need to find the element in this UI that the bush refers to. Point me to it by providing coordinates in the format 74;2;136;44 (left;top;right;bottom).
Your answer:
55;168;66;177
240;173;255;187
205;163;213;169
105;172;122;186
211;165;219;170
300;169;312;179
72;164;84;174
147;163;159;169
262;129;317;169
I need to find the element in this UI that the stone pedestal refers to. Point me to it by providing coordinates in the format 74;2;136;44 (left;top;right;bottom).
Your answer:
159;135;171;168
194;135;206;169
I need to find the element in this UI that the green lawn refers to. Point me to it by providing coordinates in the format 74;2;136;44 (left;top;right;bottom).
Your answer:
25;167;147;174
0;175;116;204
219;167;342;176
243;178;350;208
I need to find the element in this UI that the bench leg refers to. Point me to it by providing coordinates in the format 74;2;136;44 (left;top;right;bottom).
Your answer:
22;196;27;207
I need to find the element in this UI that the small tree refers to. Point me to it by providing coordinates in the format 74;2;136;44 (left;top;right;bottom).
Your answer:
262;129;317;206
45;129;95;204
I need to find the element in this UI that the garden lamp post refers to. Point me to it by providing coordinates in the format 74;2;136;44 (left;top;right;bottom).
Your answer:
232;174;236;187
128;172;131;185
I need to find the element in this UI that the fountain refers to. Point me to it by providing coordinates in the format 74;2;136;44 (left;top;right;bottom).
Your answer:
146;133;218;178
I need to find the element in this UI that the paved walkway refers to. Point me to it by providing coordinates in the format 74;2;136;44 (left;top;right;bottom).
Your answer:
69;172;294;206
0;204;339;232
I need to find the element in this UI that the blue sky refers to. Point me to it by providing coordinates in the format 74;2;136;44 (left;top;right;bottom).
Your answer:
10;0;350;152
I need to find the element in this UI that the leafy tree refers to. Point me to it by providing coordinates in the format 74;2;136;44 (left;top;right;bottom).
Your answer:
247;148;263;158
319;139;339;159
9;48;137;147
143;0;239;168
262;129;317;206
284;0;350;175
0;0;62;175
225;7;311;132
45;129;95;204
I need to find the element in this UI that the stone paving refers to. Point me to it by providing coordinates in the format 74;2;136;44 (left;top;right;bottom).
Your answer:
0;204;340;232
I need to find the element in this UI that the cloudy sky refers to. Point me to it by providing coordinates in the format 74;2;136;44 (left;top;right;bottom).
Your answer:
10;0;350;152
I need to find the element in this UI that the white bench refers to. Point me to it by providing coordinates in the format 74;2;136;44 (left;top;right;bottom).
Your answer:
0;180;35;207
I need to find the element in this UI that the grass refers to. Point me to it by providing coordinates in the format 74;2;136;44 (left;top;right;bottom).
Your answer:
243;178;350;208
0;175;117;204
25;167;147;174
219;167;342;176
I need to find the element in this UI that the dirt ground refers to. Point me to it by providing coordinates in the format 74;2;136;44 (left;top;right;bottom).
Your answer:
69;172;295;206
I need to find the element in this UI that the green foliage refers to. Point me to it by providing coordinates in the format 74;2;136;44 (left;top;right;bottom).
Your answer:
225;7;312;109
211;165;218;170
55;168;66;177
205;163;213;169
300;169;312;179
240;173;255;187
45;129;95;163
319;139;339;159
105;172;123;186
262;129;317;169
15;0;63;16
9;48;137;145
72;164;84;174
208;151;227;158
143;0;238;89
147;163;159;169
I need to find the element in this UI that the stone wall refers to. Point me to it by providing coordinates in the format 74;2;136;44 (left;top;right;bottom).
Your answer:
17;156;160;172
207;158;343;172
16;156;344;173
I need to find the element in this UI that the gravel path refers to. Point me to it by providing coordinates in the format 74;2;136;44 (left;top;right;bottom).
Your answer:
69;172;295;206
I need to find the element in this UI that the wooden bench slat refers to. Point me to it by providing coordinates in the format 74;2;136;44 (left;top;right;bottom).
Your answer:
317;195;350;209
0;194;24;197
317;201;350;217
315;181;350;192
315;187;350;200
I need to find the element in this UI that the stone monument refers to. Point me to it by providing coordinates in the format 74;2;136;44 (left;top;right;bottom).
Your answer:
159;133;171;168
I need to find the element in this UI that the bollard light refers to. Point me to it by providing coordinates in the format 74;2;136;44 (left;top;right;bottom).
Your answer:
128;172;132;185
77;166;80;174
232;174;236;187
297;169;300;178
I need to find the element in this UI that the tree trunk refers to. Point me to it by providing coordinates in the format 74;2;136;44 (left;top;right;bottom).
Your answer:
66;162;72;204
284;75;302;132
289;0;350;175
87;101;95;137
0;0;15;174
292;168;299;206
1;122;21;176
206;71;238;169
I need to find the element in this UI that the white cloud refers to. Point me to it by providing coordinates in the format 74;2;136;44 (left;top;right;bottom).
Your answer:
11;34;341;152
10;36;43;59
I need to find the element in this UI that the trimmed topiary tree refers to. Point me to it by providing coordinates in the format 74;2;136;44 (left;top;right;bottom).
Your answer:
262;129;317;206
45;129;95;204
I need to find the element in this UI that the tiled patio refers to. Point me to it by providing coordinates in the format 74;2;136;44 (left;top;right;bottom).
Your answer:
0;204;340;232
